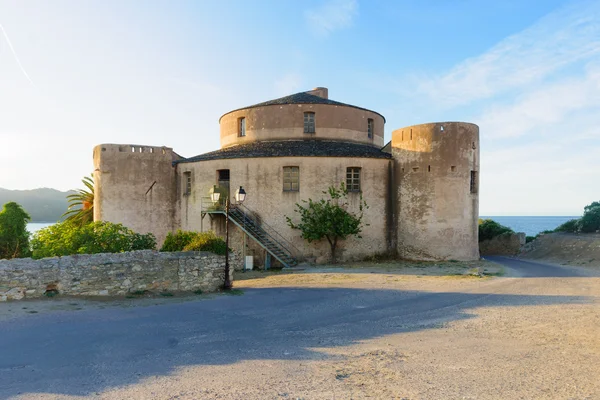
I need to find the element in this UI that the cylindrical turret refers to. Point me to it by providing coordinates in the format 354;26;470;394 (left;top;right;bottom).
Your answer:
391;122;480;261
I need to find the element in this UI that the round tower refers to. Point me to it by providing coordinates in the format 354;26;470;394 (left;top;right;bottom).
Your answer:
391;122;480;261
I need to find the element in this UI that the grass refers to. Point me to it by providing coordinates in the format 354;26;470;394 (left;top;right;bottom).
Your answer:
224;289;244;296
159;292;174;297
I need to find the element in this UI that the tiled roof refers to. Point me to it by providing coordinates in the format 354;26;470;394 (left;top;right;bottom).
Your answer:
220;91;385;122
175;140;392;164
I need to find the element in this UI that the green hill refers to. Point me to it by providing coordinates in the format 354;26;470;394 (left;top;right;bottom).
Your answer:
0;188;75;222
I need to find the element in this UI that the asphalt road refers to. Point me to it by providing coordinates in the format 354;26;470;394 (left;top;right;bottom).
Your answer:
0;258;595;399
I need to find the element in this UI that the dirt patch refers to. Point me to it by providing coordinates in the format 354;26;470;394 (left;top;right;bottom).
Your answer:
521;232;600;269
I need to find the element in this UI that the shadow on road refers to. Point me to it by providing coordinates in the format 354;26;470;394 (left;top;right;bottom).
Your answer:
0;286;593;397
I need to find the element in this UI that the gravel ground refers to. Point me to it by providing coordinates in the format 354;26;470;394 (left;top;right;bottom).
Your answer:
1;259;598;399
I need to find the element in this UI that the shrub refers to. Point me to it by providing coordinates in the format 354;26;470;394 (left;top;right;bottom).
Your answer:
161;230;228;255
478;219;514;242
580;201;600;233
31;221;156;259
525;236;536;243
160;230;198;252
0;202;31;259
554;218;580;233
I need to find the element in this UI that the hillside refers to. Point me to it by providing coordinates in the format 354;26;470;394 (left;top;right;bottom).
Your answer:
520;232;600;269
0;188;74;222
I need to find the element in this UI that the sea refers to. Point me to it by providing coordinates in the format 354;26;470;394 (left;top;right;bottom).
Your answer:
480;216;580;237
28;217;579;237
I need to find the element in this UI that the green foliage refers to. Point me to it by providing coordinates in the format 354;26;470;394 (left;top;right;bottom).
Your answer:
554;218;581;233
580;201;600;233
286;183;368;263
526;236;536;243
0;202;32;259
478;219;514;242
62;175;94;225
160;230;228;255
30;221;156;259
160;230;198;252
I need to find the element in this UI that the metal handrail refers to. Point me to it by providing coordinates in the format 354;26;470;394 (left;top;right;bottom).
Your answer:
231;203;301;259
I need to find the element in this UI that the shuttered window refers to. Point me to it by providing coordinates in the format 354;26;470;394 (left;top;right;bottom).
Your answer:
283;166;300;192
346;167;361;192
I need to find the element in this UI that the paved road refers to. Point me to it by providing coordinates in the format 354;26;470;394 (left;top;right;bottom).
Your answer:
0;258;595;399
484;256;590;277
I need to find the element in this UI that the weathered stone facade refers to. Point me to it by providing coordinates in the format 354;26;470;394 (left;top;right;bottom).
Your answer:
0;251;240;301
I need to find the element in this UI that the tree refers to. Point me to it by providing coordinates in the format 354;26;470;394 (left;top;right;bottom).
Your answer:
0;202;31;259
478;219;514;242
580;201;600;233
62;175;94;225
286;183;368;263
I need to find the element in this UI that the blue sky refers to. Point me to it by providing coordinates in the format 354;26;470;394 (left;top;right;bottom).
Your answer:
0;0;598;215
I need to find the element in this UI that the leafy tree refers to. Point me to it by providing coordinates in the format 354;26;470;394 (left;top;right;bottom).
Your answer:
580;201;600;233
554;218;581;233
478;219;514;242
0;202;31;259
286;183;368;263
31;221;156;259
62;175;94;225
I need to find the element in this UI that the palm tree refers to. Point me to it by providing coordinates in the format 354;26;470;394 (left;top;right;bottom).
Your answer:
63;175;94;225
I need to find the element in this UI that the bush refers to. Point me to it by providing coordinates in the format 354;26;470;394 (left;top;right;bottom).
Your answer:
580;201;600;233
554;218;580;233
525;236;536;243
478;219;514;242
160;230;198;252
161;230;228;255
31;221;156;259
0;202;31;259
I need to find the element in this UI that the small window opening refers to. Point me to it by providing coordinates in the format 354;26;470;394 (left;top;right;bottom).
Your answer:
131;147;135;152
304;112;315;133
138;147;143;153
472;142;476;149
283;166;300;192
184;171;192;195
470;171;478;194
150;148;154;153
401;131;404;141
238;117;246;137
451;166;456;172
367;118;374;139
412;167;419;172
346;167;361;192
440;126;444;131
428;165;431;172
162;148;166;155
410;129;413;140
401;167;405;173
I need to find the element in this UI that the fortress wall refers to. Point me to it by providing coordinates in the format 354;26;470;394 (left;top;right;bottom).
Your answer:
219;104;385;149
93;144;178;245
175;156;392;263
392;122;480;261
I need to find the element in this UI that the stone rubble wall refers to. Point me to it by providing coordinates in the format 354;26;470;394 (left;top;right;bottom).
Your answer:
479;232;526;256
0;250;241;301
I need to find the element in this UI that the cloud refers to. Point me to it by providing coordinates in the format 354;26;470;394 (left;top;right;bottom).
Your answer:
305;0;358;36
416;1;600;107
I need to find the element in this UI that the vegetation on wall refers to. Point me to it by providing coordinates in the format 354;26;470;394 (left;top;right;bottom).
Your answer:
548;201;600;234
31;221;156;259
0;202;32;259
62;175;94;225
160;230;228;255
286;183;368;263
478;219;514;242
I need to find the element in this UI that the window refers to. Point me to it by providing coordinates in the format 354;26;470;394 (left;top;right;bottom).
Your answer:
184;171;192;195
238;117;246;137
283;166;299;192
304;112;315;133
470;171;478;194
346;167;361;192
367;118;374;139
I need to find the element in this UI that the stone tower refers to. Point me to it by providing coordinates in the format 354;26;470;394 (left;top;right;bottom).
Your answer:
391;122;480;260
93;144;179;244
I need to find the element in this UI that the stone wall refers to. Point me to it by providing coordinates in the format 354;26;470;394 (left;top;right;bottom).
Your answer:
479;233;526;256
0;250;241;301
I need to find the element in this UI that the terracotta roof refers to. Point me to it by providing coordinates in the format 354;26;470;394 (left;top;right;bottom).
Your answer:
175;140;392;164
219;91;386;122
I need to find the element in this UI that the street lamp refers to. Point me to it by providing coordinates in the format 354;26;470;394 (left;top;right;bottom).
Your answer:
210;185;247;290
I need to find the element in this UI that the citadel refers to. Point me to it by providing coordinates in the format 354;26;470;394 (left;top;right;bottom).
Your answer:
93;87;480;267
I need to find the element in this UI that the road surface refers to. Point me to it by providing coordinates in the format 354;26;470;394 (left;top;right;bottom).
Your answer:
1;258;598;399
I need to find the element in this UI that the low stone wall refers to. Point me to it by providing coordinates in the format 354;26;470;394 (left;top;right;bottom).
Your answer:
0;250;241;301
480;232;526;256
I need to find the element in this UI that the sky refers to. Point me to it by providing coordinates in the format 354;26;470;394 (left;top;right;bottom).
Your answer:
0;0;598;216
